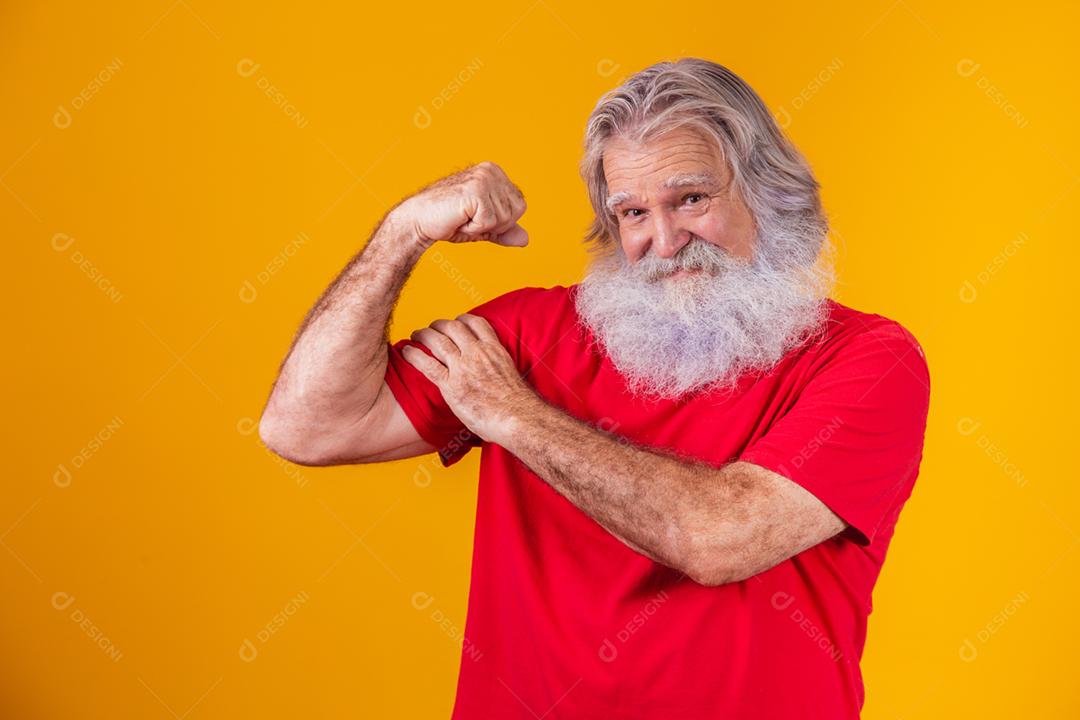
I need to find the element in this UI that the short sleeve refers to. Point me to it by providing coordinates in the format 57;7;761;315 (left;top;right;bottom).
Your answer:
383;287;531;467
737;320;931;546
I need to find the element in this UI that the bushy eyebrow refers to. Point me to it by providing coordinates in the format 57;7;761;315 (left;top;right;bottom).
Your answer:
605;191;634;213
662;172;720;191
605;172;721;213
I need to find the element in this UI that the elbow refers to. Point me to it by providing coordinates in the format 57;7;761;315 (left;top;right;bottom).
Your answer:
682;547;766;587
682;558;737;588
683;558;758;588
678;534;752;588
258;411;337;467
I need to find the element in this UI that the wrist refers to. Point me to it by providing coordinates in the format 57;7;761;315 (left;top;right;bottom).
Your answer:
496;388;548;450
376;206;429;264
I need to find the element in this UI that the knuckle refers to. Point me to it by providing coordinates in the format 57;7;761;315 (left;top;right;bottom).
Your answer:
438;318;462;332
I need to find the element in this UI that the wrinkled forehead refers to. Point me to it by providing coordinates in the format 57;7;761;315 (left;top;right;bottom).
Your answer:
602;127;728;206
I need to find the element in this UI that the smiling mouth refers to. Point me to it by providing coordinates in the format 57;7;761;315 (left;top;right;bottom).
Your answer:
665;268;704;279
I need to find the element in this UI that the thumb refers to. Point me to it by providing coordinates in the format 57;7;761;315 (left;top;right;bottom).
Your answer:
492;223;529;247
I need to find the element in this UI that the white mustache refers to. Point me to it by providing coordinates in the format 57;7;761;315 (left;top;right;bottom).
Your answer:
626;238;745;282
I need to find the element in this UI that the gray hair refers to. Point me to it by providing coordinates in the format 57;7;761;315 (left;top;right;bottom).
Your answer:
579;58;828;270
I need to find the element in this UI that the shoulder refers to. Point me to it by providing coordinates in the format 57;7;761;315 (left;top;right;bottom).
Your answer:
467;284;575;317
464;284;578;353
806;298;931;396
805;299;926;358
824;299;927;361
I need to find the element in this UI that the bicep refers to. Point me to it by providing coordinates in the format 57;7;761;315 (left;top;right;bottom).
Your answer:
340;381;438;464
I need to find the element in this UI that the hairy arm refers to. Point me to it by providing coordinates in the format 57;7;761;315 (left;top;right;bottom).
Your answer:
258;209;433;465
404;314;847;586
259;161;528;466
502;396;846;585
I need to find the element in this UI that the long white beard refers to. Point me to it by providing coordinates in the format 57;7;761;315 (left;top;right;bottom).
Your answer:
574;234;835;401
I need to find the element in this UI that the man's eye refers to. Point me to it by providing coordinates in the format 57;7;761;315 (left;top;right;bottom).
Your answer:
684;193;705;205
622;208;645;218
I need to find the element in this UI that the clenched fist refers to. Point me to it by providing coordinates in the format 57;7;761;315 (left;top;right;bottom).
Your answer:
392;161;528;249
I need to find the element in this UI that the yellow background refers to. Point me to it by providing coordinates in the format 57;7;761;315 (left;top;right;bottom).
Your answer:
3;1;1076;717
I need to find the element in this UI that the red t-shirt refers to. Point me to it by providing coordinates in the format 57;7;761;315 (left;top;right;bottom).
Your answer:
384;283;931;719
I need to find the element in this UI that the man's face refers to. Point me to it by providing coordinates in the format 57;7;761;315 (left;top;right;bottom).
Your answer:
603;126;756;274
576;125;832;400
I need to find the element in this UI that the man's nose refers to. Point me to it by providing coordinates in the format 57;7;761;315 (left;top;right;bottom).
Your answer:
649;210;692;259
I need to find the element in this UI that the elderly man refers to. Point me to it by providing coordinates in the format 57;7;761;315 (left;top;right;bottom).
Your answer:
259;58;931;719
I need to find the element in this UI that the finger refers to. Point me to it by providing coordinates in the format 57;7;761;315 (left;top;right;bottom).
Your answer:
402;344;449;385
508;189;526;218
456;313;501;343
459;191;499;235
410;327;460;365
510;182;526;204
487;215;519;241
483;208;512;238
486;186;528;244
495;189;525;230
489;191;512;225
430;318;479;348
493;223;529;247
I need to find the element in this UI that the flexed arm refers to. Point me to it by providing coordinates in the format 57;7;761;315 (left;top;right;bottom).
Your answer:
258;162;528;466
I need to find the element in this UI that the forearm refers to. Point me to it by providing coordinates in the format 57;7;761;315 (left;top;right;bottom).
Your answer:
261;209;424;446
400;306;843;586
501;395;738;578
